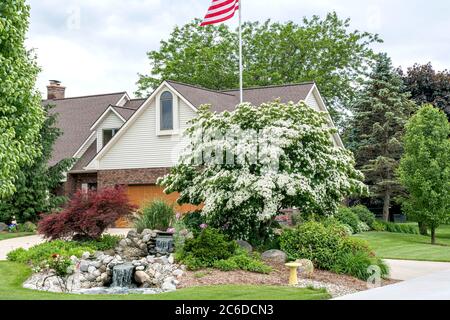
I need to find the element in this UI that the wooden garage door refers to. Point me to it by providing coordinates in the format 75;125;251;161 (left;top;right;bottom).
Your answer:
116;184;200;228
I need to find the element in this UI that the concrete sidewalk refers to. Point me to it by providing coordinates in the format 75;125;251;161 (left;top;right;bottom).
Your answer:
0;228;131;260
336;268;450;300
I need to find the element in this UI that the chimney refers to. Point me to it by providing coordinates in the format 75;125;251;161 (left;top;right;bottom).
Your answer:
47;80;66;100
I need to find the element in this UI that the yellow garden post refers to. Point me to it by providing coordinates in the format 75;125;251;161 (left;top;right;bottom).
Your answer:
285;262;302;286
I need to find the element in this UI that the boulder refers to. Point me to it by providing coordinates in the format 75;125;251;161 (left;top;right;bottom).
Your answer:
236;240;253;253
134;271;151;285
295;259;314;277
127;230;138;239
172;269;183;278
261;250;287;263
0;222;8;232
161;281;176;291
81;252;90;260
79;261;90;272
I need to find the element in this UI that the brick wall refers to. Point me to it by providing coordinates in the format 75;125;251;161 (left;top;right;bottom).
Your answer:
97;168;171;189
64;172;98;196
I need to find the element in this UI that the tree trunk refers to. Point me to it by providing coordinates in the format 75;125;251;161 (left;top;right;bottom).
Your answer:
431;227;436;245
419;222;428;236
382;190;391;222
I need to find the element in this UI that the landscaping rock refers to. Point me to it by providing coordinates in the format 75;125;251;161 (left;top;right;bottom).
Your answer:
134;271;151;285
127;230;138;239
81;252;90;260
236;240;253;253
295;259;314;277
161;280;176;291
79;261;90;272
0;222;8;232
172;269;183;278
261;250;287;263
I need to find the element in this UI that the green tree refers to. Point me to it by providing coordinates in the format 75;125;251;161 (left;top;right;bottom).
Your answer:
398;105;450;244
0;105;75;223
159;101;367;244
0;0;44;198
136;13;381;122
348;53;417;221
399;63;450;121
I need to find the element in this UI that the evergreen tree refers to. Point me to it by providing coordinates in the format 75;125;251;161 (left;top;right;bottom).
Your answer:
349;53;417;221
0;0;44;198
0;105;75;223
398;105;450;244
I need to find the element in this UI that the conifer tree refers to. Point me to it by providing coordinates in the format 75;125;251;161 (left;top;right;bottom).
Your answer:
349;53;417;221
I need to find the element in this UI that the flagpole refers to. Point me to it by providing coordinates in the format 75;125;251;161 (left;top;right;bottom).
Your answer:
238;0;243;104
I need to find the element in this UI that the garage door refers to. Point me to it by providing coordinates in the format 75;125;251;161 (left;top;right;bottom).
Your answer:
116;184;200;228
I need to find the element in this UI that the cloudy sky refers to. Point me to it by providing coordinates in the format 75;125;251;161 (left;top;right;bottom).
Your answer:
27;0;450;98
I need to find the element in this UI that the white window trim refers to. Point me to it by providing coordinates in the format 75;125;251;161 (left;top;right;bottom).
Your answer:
156;89;179;136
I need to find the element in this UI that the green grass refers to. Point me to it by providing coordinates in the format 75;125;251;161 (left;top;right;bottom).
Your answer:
355;225;450;262
0;262;330;300
0;232;35;241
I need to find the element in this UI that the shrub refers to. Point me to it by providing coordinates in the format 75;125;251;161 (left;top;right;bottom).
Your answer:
351;205;376;228
357;221;370;233
177;228;271;273
280;221;343;269
335;207;360;234
17;221;37;233
79;234;122;251
182;210;206;234
38;187;136;240
381;222;419;234
371;220;386;232
7;240;96;265
213;251;272;274
180;228;238;267
280;221;388;280
134;200;175;232
340;237;373;256
332;251;388;280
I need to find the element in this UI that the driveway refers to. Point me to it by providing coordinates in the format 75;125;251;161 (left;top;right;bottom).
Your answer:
336;268;450;300
385;259;450;281
0;228;131;260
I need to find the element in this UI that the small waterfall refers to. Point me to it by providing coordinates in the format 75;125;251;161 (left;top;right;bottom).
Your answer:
155;235;174;254
112;264;135;288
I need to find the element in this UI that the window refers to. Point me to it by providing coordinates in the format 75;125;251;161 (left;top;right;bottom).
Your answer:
103;128;119;146
160;91;173;130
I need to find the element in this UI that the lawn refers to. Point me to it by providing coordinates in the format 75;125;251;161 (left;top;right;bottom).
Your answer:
355;225;450;262
0;262;330;300
0;232;35;241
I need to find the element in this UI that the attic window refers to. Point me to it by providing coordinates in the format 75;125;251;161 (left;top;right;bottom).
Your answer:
160;91;173;130
103;128;119;147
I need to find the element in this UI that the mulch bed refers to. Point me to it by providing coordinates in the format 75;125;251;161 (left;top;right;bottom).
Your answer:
179;261;399;293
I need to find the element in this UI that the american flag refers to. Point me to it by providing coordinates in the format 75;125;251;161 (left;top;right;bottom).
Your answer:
200;0;240;26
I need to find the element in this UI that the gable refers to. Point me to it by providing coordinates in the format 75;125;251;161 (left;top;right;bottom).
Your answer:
87;84;197;170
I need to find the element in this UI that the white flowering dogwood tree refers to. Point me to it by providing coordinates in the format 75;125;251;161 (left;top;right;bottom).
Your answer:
159;101;367;243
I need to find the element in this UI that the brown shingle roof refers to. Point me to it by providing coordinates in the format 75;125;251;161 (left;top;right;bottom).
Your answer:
43;92;126;166
166;80;315;112
71;139;97;171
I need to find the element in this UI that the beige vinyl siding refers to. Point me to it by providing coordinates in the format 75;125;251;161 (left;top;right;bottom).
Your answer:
96;112;125;152
97;97;197;169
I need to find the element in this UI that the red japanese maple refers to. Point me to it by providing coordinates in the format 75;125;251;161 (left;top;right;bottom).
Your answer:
38;187;136;240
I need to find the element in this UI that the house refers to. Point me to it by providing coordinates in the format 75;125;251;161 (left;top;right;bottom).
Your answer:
45;79;343;217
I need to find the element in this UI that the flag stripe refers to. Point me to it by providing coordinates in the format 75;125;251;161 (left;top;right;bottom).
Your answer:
204;3;238;19
201;6;238;25
200;0;239;26
205;0;237;16
208;0;235;11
